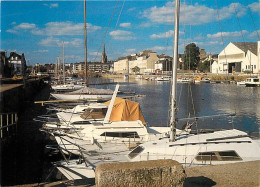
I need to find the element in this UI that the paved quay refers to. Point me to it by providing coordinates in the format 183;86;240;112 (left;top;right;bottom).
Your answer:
12;161;260;187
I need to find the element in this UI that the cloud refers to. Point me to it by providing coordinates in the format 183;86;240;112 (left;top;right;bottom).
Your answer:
120;22;131;28
89;52;101;56
127;7;136;12
6;29;19;34
248;30;260;38
151;46;172;52
32;22;101;36
207;30;248;39
150;30;174;39
109;30;136;40
7;22;101;36
44;3;59;8
38;37;82;47
194;41;221;47
14;23;36;30
11;22;16;25
125;48;136;54
142;2;247;25
248;1;260;15
139;22;152;28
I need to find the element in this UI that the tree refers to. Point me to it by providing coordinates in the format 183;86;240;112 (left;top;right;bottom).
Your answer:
183;43;200;70
131;66;140;74
198;60;213;72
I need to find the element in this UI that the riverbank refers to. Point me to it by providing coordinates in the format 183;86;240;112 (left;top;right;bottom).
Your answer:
102;73;256;82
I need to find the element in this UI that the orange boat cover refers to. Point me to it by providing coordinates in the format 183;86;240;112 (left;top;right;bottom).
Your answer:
105;97;146;125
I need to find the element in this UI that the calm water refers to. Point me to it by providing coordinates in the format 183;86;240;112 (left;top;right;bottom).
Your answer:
91;78;260;137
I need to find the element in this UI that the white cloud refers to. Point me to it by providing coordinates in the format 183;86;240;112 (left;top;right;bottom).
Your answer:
120;22;131;28
127;7;136;12
44;3;59;9
38;37;82;47
32;22;101;36
8;22;101;36
249;30;260;38
142;2;246;25
248;1;260;15
89;52;101;56
6;29;19;34
125;48;136;54
150;30;174;39
151;46;172;52
14;23;36;30
109;30;136;40
194;41;221;47
139;22;152;28
11;22;16;25
207;30;248;39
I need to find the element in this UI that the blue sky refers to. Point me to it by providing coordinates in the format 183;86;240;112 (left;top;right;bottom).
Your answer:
1;0;259;65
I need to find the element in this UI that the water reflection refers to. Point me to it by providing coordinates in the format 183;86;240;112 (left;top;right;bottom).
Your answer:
92;78;260;136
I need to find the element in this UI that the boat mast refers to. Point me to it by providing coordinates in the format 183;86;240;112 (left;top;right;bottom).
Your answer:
62;41;65;84
170;0;180;142
84;0;88;84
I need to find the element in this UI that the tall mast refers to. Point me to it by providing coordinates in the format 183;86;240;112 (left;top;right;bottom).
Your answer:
170;0;180;142
84;0;88;84
63;41;65;84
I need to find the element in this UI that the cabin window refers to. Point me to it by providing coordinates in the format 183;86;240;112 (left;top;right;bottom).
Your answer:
218;151;241;161
246;65;247;69
100;131;140;138
195;150;242;161
254;65;256;69
196;152;218;161
128;146;144;159
253;79;259;82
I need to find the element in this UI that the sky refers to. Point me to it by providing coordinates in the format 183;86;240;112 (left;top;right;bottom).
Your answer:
1;0;260;65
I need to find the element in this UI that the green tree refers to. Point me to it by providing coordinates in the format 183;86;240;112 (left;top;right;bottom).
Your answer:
198;60;213;72
183;43;200;70
131;66;140;74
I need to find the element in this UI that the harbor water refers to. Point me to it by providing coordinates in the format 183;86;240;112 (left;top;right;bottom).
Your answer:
94;77;260;137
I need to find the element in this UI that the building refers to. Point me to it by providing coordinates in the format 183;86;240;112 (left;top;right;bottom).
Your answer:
8;52;27;75
72;62;112;74
217;41;260;74
155;54;173;73
113;50;159;74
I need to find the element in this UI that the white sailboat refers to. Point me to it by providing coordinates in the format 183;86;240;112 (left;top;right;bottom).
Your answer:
54;0;260;180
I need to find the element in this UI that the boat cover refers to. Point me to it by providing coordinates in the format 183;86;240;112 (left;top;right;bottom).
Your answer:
68;87;114;95
105;97;146;125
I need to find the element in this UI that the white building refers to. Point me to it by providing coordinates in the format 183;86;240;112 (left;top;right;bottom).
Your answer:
217;41;260;74
113;50;159;74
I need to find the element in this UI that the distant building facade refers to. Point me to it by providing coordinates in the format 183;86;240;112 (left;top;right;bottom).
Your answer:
113;50;159;74
8;52;27;75
155;54;173;73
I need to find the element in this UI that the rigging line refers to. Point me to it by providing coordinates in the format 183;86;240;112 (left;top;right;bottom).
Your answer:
94;0;120;62
232;1;253;73
215;0;228;77
244;0;260;40
107;0;125;54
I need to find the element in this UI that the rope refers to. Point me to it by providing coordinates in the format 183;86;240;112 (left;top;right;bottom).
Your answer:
94;0;120;62
215;0;228;77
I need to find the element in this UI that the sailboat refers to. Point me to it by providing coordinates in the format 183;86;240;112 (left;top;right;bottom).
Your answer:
51;1;114;101
54;0;260;180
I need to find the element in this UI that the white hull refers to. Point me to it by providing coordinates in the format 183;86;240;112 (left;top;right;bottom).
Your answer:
51;93;113;100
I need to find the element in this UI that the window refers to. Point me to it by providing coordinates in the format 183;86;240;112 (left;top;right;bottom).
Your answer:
100;131;140;138
254;65;256;69
128;146;144;159
72;121;91;125
195;150;242;161
246;65;247;69
196;152;218;161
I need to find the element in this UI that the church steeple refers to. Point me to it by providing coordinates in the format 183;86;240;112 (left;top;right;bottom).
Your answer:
101;44;107;63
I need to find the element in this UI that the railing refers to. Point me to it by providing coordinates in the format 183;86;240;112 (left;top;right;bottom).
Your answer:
0;113;18;139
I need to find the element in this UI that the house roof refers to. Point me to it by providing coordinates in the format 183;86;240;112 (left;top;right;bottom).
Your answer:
232;42;257;55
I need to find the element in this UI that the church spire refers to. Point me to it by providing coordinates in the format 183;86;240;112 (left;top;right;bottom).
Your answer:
101;44;107;63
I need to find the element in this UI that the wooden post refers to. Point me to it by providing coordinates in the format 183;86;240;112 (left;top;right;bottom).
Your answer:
1;115;2;139
7;114;9;132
